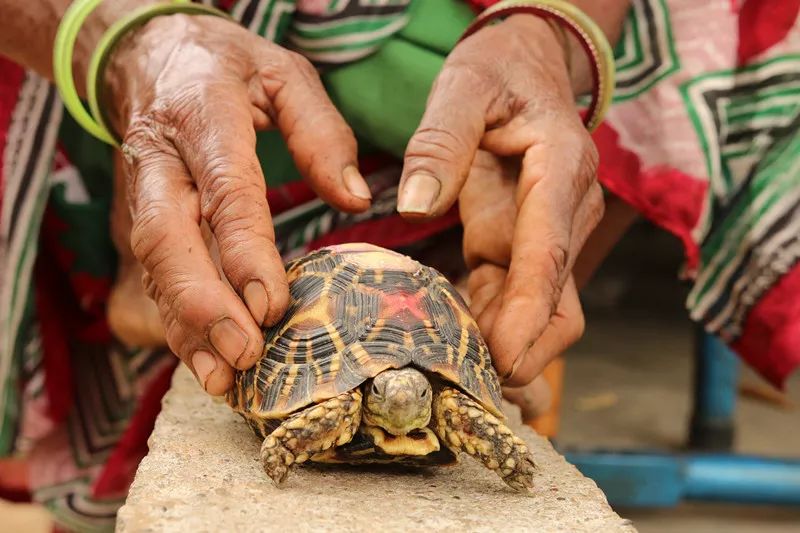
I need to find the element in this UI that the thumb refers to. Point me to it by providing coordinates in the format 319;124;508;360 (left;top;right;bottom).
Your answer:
398;68;492;217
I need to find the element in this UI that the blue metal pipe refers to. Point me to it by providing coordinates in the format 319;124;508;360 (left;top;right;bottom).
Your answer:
564;451;800;507
684;455;800;505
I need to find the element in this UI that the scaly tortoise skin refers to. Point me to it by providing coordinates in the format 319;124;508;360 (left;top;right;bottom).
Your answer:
227;243;536;491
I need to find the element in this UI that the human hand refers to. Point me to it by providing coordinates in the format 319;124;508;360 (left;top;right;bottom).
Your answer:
398;15;603;386
104;14;372;394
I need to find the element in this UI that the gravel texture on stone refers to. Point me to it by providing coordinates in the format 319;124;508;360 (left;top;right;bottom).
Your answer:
117;366;635;533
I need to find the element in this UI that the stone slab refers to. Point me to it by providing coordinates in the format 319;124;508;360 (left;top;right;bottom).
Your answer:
117;366;635;533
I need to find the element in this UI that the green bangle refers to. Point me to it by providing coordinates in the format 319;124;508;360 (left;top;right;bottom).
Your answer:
87;2;233;146
53;0;117;145
53;0;232;147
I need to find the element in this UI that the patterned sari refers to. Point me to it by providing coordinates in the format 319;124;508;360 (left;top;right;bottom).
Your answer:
0;0;797;530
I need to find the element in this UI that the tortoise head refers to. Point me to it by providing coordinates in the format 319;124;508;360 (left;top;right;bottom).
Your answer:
363;368;432;436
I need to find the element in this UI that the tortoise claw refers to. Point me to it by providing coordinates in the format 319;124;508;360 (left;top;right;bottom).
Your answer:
261;438;294;486
502;454;536;494
259;391;362;485
433;387;537;493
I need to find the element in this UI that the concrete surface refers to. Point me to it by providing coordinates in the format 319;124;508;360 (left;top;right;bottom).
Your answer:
117;366;634;533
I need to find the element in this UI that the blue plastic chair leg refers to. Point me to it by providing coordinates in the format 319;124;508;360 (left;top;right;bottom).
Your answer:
689;330;739;451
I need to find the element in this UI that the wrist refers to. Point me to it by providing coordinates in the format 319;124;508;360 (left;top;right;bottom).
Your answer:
54;0;234;145
501;15;576;98
101;14;183;136
499;14;592;98
459;0;616;132
71;0;161;95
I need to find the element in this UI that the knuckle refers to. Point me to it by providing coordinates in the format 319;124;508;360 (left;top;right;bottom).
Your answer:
122;112;184;202
123;115;169;170
127;91;200;143
544;240;569;281
261;48;315;80
199;165;267;229
518;242;569;311
436;62;495;94
154;89;198;129
158;272;212;334
285;50;316;75
404;127;469;173
130;202;172;267
141;271;158;301
150;284;192;357
162;275;197;317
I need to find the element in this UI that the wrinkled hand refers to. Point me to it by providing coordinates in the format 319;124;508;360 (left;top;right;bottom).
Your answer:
398;15;603;386
105;14;372;394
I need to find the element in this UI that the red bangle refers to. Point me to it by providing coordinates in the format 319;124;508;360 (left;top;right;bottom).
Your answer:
465;0;504;12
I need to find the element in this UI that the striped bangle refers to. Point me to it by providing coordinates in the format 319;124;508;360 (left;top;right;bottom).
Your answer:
458;0;615;132
53;0;232;147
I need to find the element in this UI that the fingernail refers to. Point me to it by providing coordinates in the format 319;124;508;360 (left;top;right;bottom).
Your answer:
243;280;268;325
192;350;217;389
209;317;249;364
343;166;372;200
397;173;441;214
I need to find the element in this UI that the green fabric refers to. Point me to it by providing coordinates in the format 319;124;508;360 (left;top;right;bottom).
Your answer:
58;113;114;199
322;0;473;158
255;130;303;188
55;115;117;277
399;0;474;54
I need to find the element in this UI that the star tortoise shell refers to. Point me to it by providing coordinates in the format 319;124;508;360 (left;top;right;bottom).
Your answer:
227;243;504;423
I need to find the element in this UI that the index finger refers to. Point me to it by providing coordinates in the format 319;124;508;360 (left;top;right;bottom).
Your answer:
123;129;262;392
173;86;290;330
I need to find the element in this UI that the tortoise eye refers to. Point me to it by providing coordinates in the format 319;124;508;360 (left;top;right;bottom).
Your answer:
371;382;382;397
420;388;429;398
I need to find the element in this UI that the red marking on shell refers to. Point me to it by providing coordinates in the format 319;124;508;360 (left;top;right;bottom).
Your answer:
380;291;428;322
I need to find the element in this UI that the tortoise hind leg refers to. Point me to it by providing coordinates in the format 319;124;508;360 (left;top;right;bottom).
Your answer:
261;390;362;485
432;387;536;492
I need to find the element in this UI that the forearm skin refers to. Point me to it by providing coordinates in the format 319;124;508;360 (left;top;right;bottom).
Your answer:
0;0;159;95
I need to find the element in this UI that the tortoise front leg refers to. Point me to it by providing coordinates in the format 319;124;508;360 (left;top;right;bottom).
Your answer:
432;387;536;492
261;390;362;485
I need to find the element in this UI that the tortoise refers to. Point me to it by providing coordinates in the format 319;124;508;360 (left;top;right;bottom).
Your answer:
226;243;536;491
